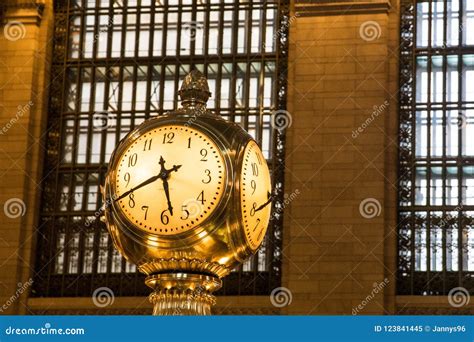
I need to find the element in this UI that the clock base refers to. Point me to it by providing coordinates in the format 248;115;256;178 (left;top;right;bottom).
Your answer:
146;273;222;315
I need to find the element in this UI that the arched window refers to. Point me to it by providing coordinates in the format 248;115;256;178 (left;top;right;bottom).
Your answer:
33;0;288;298
398;0;474;295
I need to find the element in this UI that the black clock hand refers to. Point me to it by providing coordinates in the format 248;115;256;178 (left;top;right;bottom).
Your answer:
255;191;274;212
165;164;182;175
115;174;161;202
161;177;173;215
115;156;181;203
157;156;182;216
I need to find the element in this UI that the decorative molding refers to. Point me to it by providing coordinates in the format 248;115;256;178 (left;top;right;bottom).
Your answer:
139;258;232;278
294;0;391;17
0;0;45;26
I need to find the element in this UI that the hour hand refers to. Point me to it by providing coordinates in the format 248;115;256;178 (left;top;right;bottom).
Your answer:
169;164;182;173
158;156;182;178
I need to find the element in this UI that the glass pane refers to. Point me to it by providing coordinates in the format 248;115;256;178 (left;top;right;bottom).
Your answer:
415;111;428;157
414;213;427;271
447;0;460;46
446;110;459;156
446;212;459;271
54;231;66;274
430;166;443;205
446;167;459;205
430;213;442;271
462;55;474;102
461;109;474;156
463;166;474;204
415;167;428;205
430;56;443;102
463;212;474;271
464;0;474;45
430;110;443;157
431;0;444;47
416;57;428;103
83;231;94;273
417;1;429;47
446;56;459;102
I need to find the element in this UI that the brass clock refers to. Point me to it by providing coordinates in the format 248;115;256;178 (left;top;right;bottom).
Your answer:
103;70;273;315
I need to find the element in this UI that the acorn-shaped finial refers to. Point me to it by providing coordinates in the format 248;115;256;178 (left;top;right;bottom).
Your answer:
178;70;211;106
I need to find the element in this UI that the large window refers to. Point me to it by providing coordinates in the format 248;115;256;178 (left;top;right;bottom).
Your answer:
33;0;288;298
398;0;474;295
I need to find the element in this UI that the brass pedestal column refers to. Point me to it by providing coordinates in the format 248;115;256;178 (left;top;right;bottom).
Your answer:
146;273;222;315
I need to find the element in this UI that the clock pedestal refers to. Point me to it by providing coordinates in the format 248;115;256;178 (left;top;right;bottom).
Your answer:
146;273;222;315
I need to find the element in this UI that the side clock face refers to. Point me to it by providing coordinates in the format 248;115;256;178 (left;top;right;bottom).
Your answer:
113;125;226;236
240;140;272;250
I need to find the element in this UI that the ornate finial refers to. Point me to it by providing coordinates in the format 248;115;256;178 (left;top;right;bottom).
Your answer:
178;70;211;106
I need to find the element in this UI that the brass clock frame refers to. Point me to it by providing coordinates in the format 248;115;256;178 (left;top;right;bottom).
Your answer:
102;70;271;315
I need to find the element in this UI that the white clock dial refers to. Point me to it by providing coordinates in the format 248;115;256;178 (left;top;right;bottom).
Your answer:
240;140;272;250
114;125;225;235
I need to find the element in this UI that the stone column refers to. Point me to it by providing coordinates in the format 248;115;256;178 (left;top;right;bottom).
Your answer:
0;0;53;314
283;0;398;314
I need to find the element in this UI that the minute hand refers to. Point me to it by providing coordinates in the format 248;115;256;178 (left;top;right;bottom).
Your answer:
161;178;173;215
115;174;161;202
255;192;274;212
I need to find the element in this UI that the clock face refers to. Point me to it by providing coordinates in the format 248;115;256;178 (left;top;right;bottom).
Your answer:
114;125;226;235
240;140;272;250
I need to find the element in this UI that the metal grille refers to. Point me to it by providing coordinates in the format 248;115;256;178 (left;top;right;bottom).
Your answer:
398;0;474;295
33;0;289;298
